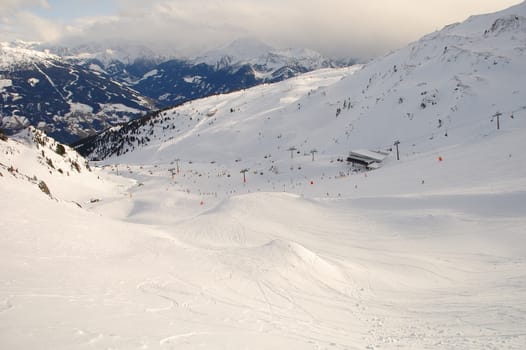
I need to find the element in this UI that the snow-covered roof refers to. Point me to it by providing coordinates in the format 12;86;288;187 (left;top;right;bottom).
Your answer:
349;150;389;163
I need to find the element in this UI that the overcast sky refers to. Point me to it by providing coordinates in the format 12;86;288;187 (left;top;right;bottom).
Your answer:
0;0;523;59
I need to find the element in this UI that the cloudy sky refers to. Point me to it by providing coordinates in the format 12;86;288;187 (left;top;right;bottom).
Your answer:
0;0;522;59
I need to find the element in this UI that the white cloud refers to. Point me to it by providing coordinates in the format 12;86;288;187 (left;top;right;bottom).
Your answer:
0;0;51;41
0;0;49;13
16;12;62;41
1;0;523;59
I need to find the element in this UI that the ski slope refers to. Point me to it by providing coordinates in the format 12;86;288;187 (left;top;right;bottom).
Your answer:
1;127;525;349
2;2;526;349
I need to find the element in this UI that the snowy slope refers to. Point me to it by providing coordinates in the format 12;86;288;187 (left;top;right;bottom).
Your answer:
0;41;60;69
76;66;361;161
2;125;525;349
0;127;131;205
2;3;526;350
319;1;526;153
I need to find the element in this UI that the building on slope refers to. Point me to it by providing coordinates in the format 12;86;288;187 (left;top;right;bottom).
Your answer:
346;150;389;170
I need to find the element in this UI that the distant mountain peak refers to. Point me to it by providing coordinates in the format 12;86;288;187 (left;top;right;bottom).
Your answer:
222;37;274;56
44;41;166;67
197;37;275;65
193;37;334;69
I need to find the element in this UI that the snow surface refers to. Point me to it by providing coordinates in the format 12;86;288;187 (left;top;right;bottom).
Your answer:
2;3;526;350
27;77;39;87
0;79;13;89
141;69;160;81
0;41;60;69
68;102;94;115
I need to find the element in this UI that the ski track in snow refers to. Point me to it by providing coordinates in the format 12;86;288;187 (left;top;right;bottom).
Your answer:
63;67;79;101
31;62;68;102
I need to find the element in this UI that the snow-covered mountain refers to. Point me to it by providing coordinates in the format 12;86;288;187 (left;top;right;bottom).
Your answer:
47;41;164;67
125;38;351;108
195;37;343;73
76;1;526;168
1;39;351;142
52;38;350;102
0;41;154;143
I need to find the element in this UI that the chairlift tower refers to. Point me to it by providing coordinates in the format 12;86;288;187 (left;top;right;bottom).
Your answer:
394;140;400;160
